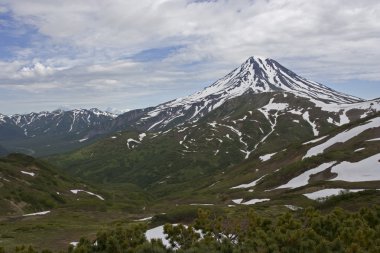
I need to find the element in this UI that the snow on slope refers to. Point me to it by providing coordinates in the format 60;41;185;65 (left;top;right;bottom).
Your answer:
21;170;36;177
231;175;267;189
23;211;51;216
0;114;9;124
145;225;202;248
276;162;336;189
145;226;171;247
367;137;380;142
303;189;366;200
242;198;270;205
275;153;380;190
309;99;380;126
303;135;328;145
260;153;277;162
304;116;380;158
329;153;380;182
70;189;104;200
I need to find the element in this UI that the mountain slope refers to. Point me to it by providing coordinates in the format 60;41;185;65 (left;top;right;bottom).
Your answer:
0;154;105;215
221;113;380;210
52;111;380;211
50;87;378;194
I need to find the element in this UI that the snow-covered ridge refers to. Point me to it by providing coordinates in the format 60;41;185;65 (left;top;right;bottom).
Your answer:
7;108;116;126
1;108;116;137
0;113;8;123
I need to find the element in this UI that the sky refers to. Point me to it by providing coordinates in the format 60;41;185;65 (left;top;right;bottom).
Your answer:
0;0;380;115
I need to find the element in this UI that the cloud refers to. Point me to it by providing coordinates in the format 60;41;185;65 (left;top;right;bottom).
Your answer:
16;62;55;78
0;0;380;114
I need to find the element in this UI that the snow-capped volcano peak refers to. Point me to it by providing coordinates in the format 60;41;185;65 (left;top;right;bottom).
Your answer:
139;56;363;130
181;56;362;105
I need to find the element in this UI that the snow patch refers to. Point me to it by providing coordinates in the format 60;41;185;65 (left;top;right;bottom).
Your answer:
259;152;276;162
232;198;243;204
303;188;366;200
127;138;140;149
304;117;380;158
302;111;319;136
367;137;380;142
70;189;104;200
189;203;214;206
276;162;336;189
21;171;35;177
231;175;267;189
145;225;171;248
23;211;50;216
242;198;270;205
138;133;147;141
329;153;380;182
284;205;302;211
302;135;328;145
135;216;153;221
70;242;79;247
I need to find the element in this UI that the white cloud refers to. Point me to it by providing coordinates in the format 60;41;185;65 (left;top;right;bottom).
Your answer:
16;62;55;78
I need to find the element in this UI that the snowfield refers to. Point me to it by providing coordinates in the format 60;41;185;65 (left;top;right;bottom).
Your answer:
329;153;380;182
145;225;170;247
304;117;380;158
276;162;336;189
303;188;366;200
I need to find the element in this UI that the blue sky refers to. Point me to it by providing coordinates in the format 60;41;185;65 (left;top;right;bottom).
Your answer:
0;0;380;114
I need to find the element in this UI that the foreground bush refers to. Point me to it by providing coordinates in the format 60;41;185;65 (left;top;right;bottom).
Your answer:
2;206;380;253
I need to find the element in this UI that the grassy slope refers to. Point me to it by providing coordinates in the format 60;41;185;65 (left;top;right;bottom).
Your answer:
0;154;151;251
1;109;379;251
50;92;340;192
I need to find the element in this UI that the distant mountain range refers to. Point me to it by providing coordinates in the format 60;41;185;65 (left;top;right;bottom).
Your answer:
0;109;116;140
0;109;116;155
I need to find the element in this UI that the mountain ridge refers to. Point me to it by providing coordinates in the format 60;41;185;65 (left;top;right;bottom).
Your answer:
1;56;379;156
108;56;369;132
